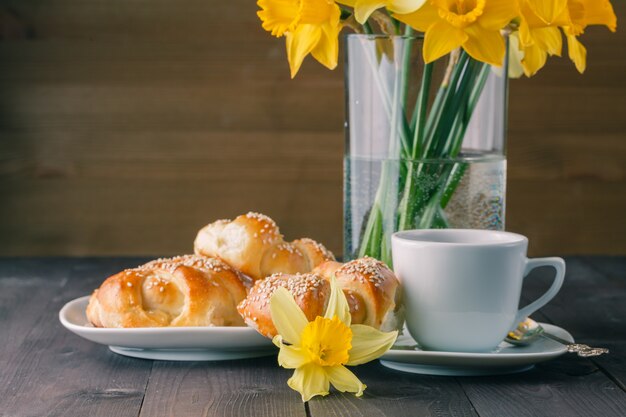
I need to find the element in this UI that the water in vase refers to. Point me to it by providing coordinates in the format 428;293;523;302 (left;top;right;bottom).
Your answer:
343;152;506;261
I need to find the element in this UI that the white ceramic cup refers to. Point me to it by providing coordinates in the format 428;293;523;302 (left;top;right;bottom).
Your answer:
391;229;565;352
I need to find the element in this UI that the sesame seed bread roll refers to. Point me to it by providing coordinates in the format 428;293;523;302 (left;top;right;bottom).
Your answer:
308;260;366;325
313;257;403;333
194;212;335;282
238;258;404;338
86;255;248;328
237;273;331;338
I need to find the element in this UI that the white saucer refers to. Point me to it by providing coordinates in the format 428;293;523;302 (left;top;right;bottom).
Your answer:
380;323;573;376
59;296;276;361
108;346;276;361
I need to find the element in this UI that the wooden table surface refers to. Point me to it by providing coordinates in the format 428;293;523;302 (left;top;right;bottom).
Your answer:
1;256;625;417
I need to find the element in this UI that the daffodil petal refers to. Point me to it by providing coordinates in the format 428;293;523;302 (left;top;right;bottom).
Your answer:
353;0;387;24
526;0;568;25
346;325;397;366
326;365;367;397
270;287;309;344
532;26;562;56
479;0;517;31
567;34;587;74
387;0;427;15
463;24;506;67
522;42;548;77
423;20;467;64
324;276;351;326
335;0;356;6
393;2;439;33
519;0;551;29
518;16;534;48
277;343;309;369
286;24;322;78
257;0;299;37
272;334;283;348
288;364;330;402
566;0;586;30
311;20;340;71
583;0;617;32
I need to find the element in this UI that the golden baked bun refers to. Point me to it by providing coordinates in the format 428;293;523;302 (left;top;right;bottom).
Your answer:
86;255;248;328
238;257;403;338
313;257;403;332
194;212;335;282
237;273;331;338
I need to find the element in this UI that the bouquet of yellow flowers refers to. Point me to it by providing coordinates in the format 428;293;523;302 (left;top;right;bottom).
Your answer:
257;1;617;266
258;0;616;77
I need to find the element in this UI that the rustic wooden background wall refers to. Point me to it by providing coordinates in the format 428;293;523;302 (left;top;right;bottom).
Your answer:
0;1;624;257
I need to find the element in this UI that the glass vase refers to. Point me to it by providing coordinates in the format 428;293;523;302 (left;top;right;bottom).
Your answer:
343;35;508;265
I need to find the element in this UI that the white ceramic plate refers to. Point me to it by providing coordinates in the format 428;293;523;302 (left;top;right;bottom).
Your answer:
380;323;573;376
59;296;276;361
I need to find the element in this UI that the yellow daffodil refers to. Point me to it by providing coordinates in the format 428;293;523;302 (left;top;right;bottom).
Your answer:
270;277;398;402
257;0;342;78
336;0;427;24
394;0;518;66
561;0;617;73
515;0;617;75
515;0;566;76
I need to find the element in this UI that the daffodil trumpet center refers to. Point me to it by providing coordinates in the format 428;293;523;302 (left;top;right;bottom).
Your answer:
438;0;485;28
258;0;335;38
298;0;335;26
301;316;352;367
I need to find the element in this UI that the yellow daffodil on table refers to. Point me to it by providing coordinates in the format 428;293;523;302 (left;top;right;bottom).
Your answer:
394;0;518;66
257;0;342;78
269;277;398;402
336;0;427;24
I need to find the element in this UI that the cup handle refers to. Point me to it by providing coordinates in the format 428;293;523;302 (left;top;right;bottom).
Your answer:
511;257;566;330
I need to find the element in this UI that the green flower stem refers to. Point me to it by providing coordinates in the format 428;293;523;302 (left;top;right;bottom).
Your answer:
398;26;414;115
437;62;490;209
358;31;416;264
429;58;478;158
397;61;433;231
420;61;491;218
356;43;493;263
396;53;473;230
396;57;492;233
357;160;392;262
363;21;374;34
468;63;490;114
440;162;467;209
410;62;433;159
420;52;469;160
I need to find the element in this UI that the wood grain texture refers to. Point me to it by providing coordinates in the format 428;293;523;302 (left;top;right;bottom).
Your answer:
307;362;478;417
0;257;153;417
588;341;626;393
0;257;625;416
520;257;626;340
139;358;307;417
582;256;626;281
459;362;626;417
581;256;626;388
0;1;624;257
